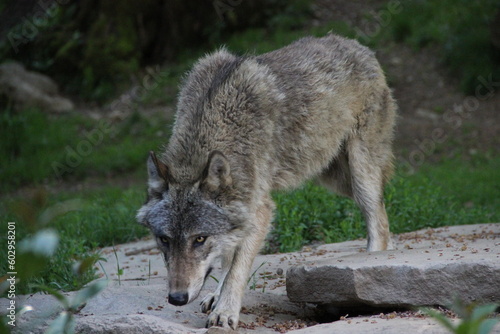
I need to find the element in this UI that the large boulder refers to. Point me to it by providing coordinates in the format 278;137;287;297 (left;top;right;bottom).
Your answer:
0;62;74;112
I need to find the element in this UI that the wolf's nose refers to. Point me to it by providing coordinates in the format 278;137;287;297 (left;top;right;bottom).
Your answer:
168;292;188;306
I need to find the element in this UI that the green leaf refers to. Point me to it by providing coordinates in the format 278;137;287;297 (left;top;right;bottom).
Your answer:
455;321;476;334
479;319;500;334
421;307;456;332
32;284;69;309
448;298;469;319
0;318;11;334
16;253;49;281
19;229;59;257
44;311;74;334
0;280;8;295
38;199;83;226
17;305;34;317
470;304;499;322
15;229;59;280
70;280;107;310
72;254;102;276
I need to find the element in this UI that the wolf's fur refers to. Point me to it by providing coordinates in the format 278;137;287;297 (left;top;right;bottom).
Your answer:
136;34;396;329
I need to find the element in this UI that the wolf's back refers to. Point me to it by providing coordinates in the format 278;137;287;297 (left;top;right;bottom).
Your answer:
163;35;394;189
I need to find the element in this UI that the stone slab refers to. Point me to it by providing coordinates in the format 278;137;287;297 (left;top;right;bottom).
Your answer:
287;223;500;307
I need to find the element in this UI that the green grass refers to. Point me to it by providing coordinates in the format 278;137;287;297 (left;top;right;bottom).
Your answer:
267;156;499;253
386;0;500;94
0;108;169;193
405;153;500;212
0;186;149;294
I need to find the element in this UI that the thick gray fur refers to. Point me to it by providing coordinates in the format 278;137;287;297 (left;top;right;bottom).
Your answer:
136;34;397;330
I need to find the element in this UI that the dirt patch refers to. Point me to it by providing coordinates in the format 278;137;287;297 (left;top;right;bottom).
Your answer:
379;44;500;161
313;0;500;164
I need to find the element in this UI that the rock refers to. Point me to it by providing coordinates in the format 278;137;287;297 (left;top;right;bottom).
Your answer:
76;315;207;334
0;61;74;112
287;224;500;308
2;224;499;334
286;316;458;334
4;290;64;334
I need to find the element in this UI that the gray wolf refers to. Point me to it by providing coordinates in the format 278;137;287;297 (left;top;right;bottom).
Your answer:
136;34;396;330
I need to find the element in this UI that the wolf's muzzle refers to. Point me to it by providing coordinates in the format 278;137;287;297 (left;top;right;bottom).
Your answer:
168;292;189;306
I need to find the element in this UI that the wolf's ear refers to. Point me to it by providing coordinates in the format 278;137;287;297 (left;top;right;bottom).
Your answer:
147;151;169;188
202;150;232;192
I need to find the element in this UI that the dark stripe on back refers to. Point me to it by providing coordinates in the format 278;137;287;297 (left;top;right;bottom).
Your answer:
206;56;245;102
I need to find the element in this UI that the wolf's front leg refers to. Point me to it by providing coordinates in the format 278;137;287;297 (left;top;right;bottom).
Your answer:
206;203;272;330
200;248;234;313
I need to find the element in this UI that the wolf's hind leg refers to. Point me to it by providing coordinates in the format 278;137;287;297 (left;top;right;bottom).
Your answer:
206;199;273;329
348;138;393;251
201;248;235;313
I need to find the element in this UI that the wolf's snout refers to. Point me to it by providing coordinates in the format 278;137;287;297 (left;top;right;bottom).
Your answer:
168;292;189;306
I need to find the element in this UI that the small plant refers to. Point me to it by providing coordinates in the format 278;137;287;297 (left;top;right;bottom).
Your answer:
148;259;151;285
248;262;267;291
36;280;107;334
0;191;107;334
112;246;124;286
422;298;499;334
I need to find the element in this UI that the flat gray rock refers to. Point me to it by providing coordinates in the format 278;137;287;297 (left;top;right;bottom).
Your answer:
286;316;458;334
287;224;500;308
76;314;206;334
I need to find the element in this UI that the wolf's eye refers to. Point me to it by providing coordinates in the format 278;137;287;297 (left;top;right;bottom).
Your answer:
194;236;207;245
159;236;169;244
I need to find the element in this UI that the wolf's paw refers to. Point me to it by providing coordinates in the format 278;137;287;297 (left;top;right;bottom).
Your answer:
200;292;218;313
206;309;239;330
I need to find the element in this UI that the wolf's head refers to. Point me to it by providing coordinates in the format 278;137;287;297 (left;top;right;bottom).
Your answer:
136;151;243;306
